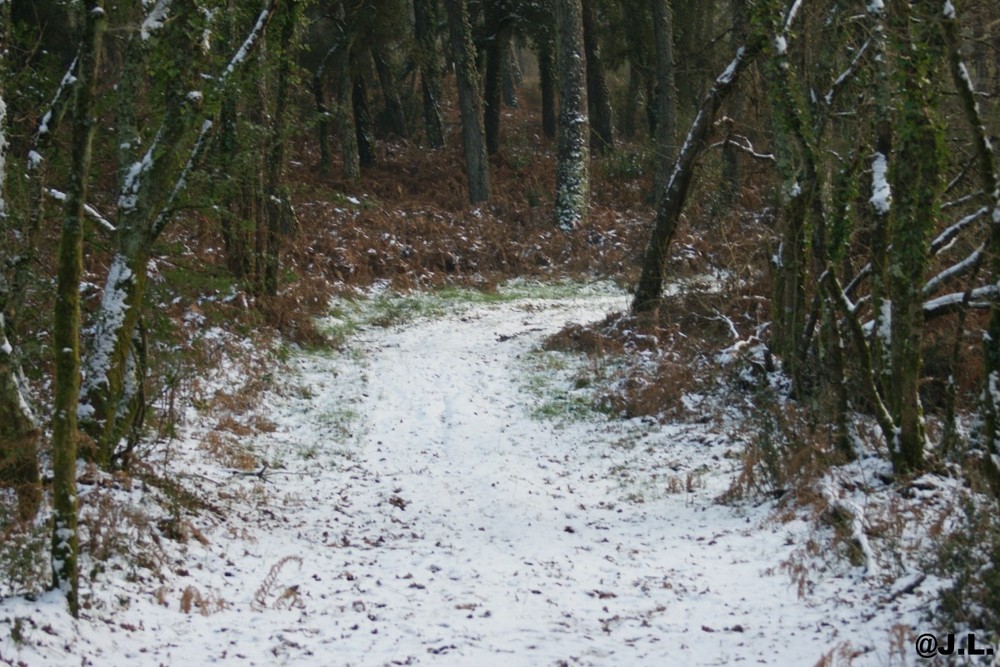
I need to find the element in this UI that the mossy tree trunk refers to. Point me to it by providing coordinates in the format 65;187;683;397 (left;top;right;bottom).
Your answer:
443;0;490;203
414;0;445;149
52;0;104;616
884;0;943;474
763;0;823;388
0;0;42;523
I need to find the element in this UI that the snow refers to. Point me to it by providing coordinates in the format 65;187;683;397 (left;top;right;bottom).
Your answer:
223;8;271;81
1;288;949;665
80;254;134;404
118;142;158;213
870;152;891;214
141;0;171;41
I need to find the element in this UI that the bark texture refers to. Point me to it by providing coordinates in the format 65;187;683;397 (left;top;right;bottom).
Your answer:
554;0;590;230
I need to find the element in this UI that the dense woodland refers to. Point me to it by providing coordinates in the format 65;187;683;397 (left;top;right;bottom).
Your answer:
1;0;1000;637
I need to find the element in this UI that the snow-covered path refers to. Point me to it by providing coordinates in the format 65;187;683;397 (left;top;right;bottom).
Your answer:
1;289;925;666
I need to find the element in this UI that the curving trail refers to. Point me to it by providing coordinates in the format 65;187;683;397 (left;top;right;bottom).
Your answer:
1;290;917;666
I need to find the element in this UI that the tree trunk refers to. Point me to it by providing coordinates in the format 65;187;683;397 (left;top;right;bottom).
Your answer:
0;316;40;523
502;41;521;108
764;7;823;387
333;37;360;180
52;0;104;616
621;60;642;140
314;43;338;175
414;0;445;148
353;74;377;168
0;0;42;523
483;4;511;156
443;0;490;203
580;0;613;153
537;35;557;140
884;0;943;474
719;0;747;205
652;0;677;206
371;45;408;138
554;0;590;230
261;0;299;297
632;41;763;313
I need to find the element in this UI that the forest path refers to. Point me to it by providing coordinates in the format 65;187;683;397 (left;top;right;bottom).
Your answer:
232;288;867;666
2;287;908;667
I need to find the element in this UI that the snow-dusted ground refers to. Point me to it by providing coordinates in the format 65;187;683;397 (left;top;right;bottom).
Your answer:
1;286;944;666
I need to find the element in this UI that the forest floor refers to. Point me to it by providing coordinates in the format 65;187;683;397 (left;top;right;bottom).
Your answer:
0;281;958;666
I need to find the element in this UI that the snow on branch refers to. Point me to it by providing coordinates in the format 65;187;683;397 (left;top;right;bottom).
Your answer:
140;0;172;40
710;134;775;162
930;206;987;255
45;188;117;233
150;120;213;241
923;284;1000;320
34;57;78;147
824;39;871;108
922;243;985;296
222;2;277;84
870;152;891;214
784;0;803;33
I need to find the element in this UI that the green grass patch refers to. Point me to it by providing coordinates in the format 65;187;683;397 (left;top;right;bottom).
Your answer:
321;279;623;345
521;349;611;427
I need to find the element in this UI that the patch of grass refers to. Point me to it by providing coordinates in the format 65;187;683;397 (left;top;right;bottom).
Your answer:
521;349;610;426
316;406;361;441
322;279;623;345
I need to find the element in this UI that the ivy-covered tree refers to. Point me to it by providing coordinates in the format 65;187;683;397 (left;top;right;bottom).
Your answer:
51;0;105;616
444;0;490;203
